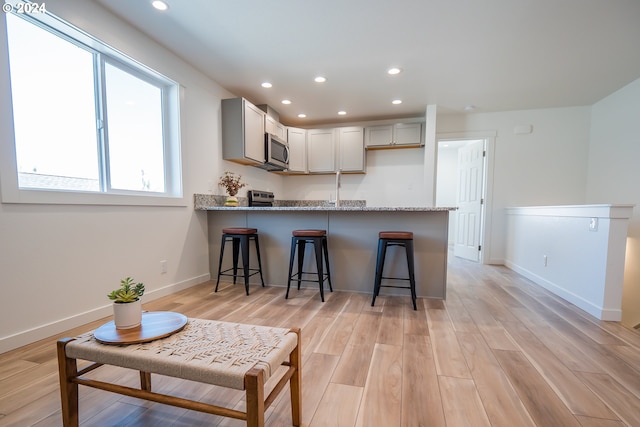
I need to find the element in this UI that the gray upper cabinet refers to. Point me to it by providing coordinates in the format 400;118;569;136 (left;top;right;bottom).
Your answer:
307;128;336;173
222;98;265;165
365;122;423;148
287;127;307;173
338;127;365;172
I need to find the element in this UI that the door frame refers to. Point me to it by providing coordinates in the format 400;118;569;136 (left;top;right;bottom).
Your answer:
436;130;496;264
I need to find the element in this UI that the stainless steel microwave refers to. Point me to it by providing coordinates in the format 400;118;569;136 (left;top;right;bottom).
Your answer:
262;133;289;171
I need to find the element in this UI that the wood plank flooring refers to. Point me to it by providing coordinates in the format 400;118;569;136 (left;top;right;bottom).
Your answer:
1;255;640;426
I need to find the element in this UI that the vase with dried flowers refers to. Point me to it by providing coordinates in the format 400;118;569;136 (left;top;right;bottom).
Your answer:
218;171;246;206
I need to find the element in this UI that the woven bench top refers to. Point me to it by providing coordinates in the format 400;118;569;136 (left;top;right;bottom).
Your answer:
65;318;298;390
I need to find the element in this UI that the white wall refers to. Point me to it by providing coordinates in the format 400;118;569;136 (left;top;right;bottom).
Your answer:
436;107;592;264
587;77;640;327
283;147;430;207
0;0;284;353
504;205;633;321
435;143;459;242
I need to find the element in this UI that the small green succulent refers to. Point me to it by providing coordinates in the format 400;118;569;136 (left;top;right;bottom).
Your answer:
107;277;145;303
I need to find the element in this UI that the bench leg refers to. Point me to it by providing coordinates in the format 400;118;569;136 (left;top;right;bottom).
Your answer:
245;367;265;427
290;329;302;426
140;371;152;391
57;339;79;427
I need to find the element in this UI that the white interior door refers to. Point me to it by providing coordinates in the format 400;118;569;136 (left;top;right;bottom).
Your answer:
454;140;485;262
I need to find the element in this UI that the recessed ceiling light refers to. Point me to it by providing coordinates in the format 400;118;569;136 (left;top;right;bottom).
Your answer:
281;99;291;105
297;113;307;118
314;76;327;83
392;99;402;105
151;0;169;11
387;67;402;75
464;105;476;111
261;82;272;88
338;111;347;116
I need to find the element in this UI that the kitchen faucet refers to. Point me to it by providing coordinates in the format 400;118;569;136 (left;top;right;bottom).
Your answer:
335;169;341;208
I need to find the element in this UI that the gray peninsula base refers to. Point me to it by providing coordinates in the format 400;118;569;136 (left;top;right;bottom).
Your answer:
204;207;451;300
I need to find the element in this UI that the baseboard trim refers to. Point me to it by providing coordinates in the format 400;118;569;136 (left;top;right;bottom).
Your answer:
0;274;210;355
504;260;621;321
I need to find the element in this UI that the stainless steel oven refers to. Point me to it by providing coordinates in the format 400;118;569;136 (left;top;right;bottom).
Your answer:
248;190;274;207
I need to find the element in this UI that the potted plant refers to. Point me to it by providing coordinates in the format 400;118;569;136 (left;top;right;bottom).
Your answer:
108;277;145;329
218;171;246;206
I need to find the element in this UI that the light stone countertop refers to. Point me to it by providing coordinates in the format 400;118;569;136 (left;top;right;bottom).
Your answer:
194;193;455;212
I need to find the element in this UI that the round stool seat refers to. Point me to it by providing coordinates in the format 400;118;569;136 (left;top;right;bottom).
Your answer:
292;229;326;237
223;227;258;235
379;231;413;240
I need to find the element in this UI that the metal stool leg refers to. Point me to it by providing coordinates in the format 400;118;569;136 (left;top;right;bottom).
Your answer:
231;237;240;284
215;234;227;292
405;239;417;310
240;235;250;296
313;237;325;302
371;238;387;307
296;239;306;290
253;235;265;287
286;237;297;299
322;237;333;292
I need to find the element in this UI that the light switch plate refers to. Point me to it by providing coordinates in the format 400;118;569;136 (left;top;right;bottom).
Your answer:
589;217;598;232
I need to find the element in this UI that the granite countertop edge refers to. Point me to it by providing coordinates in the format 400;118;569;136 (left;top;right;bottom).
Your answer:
197;206;456;212
194;194;455;212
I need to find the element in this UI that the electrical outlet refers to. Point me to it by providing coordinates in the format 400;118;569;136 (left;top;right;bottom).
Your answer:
543;255;548;267
160;260;167;274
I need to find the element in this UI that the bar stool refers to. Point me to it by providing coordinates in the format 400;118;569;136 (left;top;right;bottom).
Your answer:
371;231;417;310
215;227;265;295
286;229;333;301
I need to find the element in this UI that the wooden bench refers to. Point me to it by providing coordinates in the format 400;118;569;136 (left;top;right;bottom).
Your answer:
57;316;301;426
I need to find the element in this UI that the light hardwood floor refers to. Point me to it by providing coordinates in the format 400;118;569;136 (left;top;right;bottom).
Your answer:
1;255;640;426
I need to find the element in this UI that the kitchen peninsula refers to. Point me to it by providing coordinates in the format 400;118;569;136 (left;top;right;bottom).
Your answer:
195;195;455;299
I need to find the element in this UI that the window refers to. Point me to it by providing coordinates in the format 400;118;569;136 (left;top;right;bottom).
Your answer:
1;7;183;205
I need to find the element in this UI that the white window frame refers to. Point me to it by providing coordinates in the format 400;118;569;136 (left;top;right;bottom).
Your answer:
0;2;185;206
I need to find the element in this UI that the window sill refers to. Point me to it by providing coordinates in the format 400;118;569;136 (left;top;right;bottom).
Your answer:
1;187;188;207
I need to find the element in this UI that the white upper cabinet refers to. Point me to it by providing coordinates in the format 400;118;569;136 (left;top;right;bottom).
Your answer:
365;122;423;148
394;122;423;146
221;97;265;165
305;127;365;174
265;114;287;141
287;127;307;173
258;104;287;142
338;127;365;172
307;129;336;173
365;125;393;148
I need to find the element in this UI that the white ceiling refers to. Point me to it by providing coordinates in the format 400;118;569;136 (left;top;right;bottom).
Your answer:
95;0;640;127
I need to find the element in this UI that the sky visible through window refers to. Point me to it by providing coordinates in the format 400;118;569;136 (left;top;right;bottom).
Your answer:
105;63;165;192
6;13;166;193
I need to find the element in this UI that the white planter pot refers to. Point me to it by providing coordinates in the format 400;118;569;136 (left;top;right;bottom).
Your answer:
112;299;142;329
